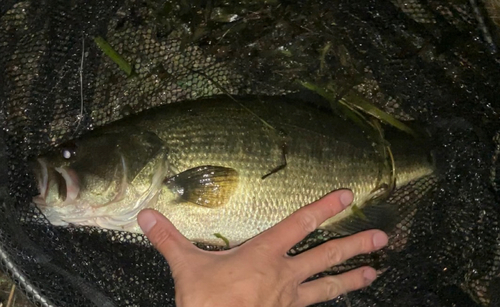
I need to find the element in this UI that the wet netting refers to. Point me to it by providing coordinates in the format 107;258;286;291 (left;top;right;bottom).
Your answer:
1;0;500;306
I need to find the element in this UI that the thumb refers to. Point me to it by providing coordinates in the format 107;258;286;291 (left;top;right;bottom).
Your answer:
137;209;195;266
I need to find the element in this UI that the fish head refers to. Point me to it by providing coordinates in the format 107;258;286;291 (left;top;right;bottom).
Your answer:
34;136;125;206
32;128;167;226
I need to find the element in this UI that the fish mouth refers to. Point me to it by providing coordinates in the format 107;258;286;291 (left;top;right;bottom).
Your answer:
33;159;80;205
54;166;80;202
34;158;49;200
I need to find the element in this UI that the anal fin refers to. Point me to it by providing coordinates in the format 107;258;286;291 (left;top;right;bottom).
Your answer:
328;201;400;235
164;165;239;208
327;174;438;236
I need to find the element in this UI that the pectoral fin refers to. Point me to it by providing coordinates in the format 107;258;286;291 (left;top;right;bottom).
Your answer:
164;166;239;208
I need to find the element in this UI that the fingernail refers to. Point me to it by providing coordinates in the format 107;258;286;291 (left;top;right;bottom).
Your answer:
340;190;353;208
138;210;157;233
363;268;377;284
372;232;388;248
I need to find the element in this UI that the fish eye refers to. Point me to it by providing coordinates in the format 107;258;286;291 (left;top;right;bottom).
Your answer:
60;141;77;160
62;149;72;159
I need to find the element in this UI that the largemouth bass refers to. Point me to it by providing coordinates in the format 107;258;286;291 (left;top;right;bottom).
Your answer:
32;96;434;246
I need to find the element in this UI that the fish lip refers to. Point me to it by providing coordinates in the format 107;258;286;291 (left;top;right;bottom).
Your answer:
33;195;47;207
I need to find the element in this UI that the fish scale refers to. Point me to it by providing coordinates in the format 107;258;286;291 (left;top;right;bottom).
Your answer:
148;104;379;244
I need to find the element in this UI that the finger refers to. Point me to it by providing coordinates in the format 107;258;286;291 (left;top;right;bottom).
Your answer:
137;209;197;265
297;267;377;307
253;190;353;255
294;230;388;279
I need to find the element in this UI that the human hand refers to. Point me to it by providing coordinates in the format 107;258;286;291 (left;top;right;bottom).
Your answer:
137;190;388;307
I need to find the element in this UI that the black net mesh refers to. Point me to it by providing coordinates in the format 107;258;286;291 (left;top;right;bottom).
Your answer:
1;0;500;306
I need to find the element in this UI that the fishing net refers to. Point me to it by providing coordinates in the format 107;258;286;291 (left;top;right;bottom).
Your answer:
1;0;500;306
